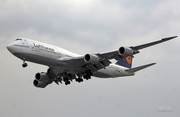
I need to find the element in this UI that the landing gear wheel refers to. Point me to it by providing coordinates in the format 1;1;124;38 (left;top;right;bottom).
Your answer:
76;78;83;83
65;80;70;85
22;63;28;68
83;74;91;80
63;76;71;85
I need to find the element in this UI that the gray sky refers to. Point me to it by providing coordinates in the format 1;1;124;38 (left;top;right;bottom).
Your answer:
0;0;180;117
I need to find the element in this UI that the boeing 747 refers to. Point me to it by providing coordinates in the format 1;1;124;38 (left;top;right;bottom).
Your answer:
7;36;177;88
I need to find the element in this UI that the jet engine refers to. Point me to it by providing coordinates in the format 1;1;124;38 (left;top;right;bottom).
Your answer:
84;54;99;64
33;72;50;88
118;47;133;57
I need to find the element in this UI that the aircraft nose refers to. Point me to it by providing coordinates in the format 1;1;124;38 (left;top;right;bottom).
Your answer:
6;43;13;52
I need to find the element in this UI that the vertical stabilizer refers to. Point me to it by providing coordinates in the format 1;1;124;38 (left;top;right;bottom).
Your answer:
116;56;133;68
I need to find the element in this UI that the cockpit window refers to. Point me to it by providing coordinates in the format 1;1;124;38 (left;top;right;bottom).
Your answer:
15;38;22;41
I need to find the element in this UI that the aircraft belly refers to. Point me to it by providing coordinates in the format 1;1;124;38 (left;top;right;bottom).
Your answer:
94;66;120;78
13;52;58;66
93;72;112;78
94;65;135;78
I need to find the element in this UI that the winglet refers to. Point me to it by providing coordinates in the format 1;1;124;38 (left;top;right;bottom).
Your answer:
125;63;156;73
162;36;178;40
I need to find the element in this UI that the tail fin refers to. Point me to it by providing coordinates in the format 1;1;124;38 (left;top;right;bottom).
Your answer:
116;56;133;68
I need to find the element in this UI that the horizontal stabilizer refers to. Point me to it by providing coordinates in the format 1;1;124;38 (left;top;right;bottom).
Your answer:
125;63;156;73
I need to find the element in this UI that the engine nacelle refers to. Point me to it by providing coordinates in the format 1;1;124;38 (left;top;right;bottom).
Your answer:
35;72;49;82
84;54;99;64
33;79;48;88
118;47;133;57
34;72;50;88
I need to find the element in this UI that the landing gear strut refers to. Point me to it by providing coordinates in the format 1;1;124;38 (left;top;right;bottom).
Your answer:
83;70;92;80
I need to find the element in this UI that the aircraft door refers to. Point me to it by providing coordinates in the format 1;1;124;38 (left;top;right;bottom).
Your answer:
20;39;29;52
29;41;38;51
23;39;29;47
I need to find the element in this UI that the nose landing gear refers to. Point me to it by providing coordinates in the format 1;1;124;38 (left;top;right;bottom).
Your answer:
22;63;28;68
22;59;28;68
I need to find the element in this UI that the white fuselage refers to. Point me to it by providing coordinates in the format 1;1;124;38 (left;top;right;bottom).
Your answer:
7;38;134;78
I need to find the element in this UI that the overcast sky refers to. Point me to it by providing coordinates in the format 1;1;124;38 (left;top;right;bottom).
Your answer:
0;0;180;117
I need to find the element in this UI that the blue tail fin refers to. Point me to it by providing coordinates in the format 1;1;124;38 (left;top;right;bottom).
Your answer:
116;56;133;68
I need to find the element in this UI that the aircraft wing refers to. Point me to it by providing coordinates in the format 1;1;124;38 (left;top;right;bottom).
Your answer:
99;36;177;59
54;36;177;74
131;36;177;53
56;55;112;74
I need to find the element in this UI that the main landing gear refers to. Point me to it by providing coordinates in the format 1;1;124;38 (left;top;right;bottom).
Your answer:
75;77;83;83
63;77;71;85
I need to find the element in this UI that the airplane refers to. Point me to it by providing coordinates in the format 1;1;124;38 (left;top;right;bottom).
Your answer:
6;36;177;88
